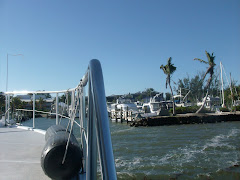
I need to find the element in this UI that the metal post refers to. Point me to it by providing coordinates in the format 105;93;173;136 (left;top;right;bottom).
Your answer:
220;62;225;107
120;107;123;123
115;105;117;122
5;95;7;125
86;79;97;180
71;90;75;118
230;73;234;107
80;86;86;171
5;95;7;116
126;106;129;123
56;93;59;125
33;93;35;128
89;59;117;180
6;54;8;92
80;87;86;142
180;88;182;103
7;94;10;123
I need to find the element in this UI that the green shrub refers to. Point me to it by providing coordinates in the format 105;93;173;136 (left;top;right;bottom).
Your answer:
219;107;230;112
232;105;240;111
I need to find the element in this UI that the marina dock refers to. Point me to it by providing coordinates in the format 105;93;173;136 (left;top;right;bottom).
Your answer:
130;112;240;127
110;108;134;122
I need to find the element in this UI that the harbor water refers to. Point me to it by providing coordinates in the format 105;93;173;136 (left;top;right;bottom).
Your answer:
22;118;240;180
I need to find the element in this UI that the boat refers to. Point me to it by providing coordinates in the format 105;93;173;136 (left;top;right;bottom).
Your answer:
197;95;221;111
110;97;139;121
174;88;192;107
134;101;143;111
142;93;170;117
0;59;117;180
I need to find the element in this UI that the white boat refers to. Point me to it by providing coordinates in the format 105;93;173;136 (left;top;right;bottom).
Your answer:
0;60;117;180
134;101;143;111
107;102;112;113
197;95;221;111
142;93;170;117
174;88;192;107
111;98;138;112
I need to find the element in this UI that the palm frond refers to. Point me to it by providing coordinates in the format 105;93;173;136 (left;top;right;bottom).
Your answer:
205;51;216;66
194;58;208;64
160;65;168;75
167;57;176;74
169;65;176;74
167;57;172;66
205;51;211;62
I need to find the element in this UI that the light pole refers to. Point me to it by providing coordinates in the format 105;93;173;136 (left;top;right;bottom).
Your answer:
6;53;24;92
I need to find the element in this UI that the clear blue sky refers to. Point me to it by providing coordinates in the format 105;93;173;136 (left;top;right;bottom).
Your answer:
0;0;239;96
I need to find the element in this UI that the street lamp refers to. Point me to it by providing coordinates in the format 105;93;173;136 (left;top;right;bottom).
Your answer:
6;53;24;92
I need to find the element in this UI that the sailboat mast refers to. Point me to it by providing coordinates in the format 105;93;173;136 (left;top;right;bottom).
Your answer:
230;73;234;106
220;62;225;107
180;88;182;103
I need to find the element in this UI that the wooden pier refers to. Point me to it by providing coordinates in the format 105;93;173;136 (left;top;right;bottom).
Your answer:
110;107;134;123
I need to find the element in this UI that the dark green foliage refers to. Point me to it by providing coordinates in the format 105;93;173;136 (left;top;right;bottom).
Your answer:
36;97;46;111
144;88;157;98
177;74;203;103
106;88;159;103
165;92;171;101
0;93;5;114
177;73;220;103
219;107;230;112
232;105;240;111
160;57;177;89
224;84;240;108
11;97;23;110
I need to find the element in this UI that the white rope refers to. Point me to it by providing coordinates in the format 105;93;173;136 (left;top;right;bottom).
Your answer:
5;108;11;115
62;85;86;164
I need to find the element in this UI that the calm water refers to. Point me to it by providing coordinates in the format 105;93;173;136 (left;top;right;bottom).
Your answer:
23;118;240;180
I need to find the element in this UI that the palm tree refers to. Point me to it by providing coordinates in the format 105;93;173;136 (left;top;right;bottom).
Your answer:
11;97;23;110
37;97;45;111
0;93;5;114
160;57;177;115
194;50;216;113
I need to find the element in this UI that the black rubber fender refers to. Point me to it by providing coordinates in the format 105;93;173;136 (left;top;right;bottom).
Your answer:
45;125;70;141
41;130;82;180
